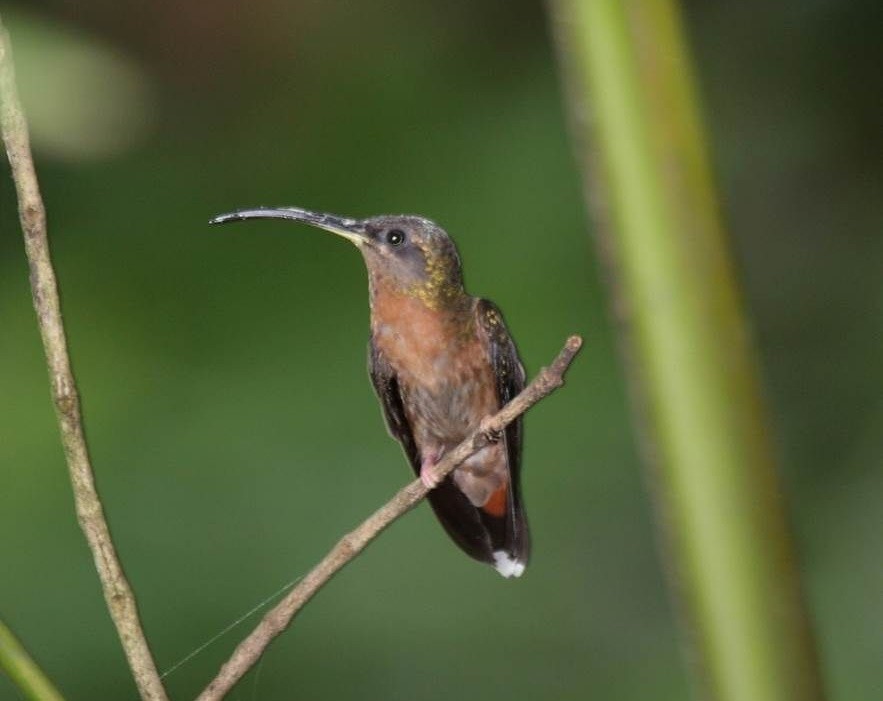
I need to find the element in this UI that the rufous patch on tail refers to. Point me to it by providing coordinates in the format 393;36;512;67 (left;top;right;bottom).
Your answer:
482;484;508;518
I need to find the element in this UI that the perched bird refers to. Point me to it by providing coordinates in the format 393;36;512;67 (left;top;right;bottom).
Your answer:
210;207;529;578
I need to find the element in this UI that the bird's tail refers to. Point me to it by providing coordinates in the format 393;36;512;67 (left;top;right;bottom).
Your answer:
427;477;530;578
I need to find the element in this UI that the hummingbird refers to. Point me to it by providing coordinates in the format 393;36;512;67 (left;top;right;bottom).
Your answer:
210;207;529;578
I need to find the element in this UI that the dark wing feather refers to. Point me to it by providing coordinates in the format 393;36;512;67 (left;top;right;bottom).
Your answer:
475;299;530;567
367;343;419;467
368;342;496;564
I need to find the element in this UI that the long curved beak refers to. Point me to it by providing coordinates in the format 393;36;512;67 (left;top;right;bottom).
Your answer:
209;207;368;246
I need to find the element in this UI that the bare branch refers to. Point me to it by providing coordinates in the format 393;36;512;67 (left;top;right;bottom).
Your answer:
0;18;168;701
197;335;583;701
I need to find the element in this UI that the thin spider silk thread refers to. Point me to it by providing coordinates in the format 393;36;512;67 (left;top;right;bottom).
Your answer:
160;575;303;680
250;653;267;701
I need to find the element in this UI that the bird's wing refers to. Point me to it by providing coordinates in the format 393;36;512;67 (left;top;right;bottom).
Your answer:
367;343;419;468
475;299;526;450
367;342;499;565
475;298;530;571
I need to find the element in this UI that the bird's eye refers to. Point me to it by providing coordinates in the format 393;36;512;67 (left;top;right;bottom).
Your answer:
386;229;406;246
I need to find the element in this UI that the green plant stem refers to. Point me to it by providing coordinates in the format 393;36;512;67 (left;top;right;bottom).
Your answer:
549;2;825;700
0;619;65;701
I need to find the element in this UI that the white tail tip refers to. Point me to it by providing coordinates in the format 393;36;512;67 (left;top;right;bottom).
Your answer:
493;551;526;578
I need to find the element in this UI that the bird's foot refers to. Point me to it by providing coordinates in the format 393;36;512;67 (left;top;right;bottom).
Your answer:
479;416;502;443
420;463;442;489
420;453;444;490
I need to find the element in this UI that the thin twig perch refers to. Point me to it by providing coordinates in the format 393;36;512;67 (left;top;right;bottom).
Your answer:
0;18;169;701
197;335;582;701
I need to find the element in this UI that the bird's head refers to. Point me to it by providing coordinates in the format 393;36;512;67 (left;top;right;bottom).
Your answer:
210;207;467;310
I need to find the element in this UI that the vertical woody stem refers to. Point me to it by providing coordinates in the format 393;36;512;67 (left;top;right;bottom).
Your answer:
0;17;168;701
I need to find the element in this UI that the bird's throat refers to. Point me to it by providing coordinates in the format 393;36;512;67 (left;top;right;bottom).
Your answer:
368;268;470;315
370;284;477;380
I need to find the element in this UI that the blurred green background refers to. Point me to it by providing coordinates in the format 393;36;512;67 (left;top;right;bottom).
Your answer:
1;1;880;699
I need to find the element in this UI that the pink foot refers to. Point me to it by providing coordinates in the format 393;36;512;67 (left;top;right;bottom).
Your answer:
420;450;445;489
